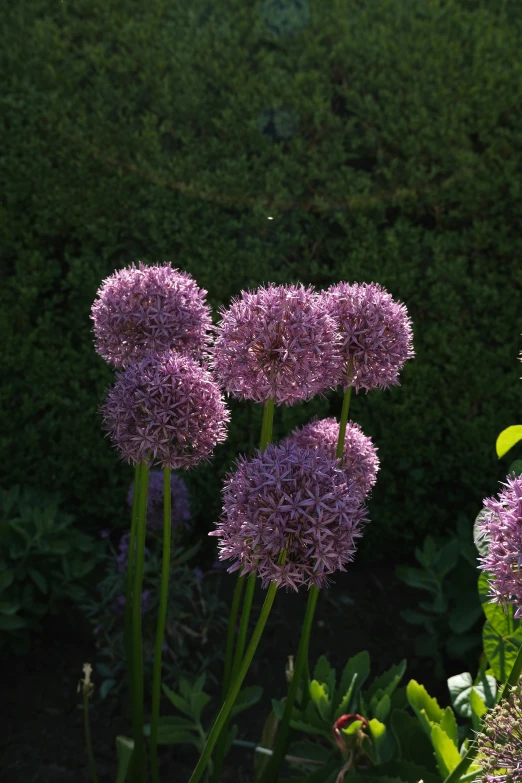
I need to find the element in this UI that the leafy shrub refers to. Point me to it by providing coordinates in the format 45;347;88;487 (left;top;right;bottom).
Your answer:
80;529;228;700
2;0;522;563
0;485;104;655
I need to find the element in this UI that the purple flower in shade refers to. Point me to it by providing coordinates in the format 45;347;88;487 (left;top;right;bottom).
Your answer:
210;443;368;591
320;282;414;392
90;262;212;368
115;532;151;573
210;283;344;405
476;684;522;782
477;475;522;619
101;351;230;469
281;417;379;502
127;470;191;530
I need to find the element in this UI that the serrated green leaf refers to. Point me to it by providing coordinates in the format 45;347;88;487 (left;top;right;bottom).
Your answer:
309;679;331;722
313;655;335;697
406;680;444;737
430;725;462;778
367;718;394;764
440;707;458;747
366;660;407;702
334;650;370;718
469;688;487;733
390;708;437;769
496;425;522;458
373;692;391;722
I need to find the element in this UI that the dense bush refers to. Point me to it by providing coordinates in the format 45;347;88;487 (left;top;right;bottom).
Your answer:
2;0;522;563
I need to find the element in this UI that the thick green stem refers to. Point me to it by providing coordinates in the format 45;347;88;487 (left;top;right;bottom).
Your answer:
83;692;99;783
260;585;320;783
221;575;245;700
336;386;352;459
150;467;172;783
212;573;257;782
189;553;286;783
131;461;150;782
125;464;141;720
212;398;276;782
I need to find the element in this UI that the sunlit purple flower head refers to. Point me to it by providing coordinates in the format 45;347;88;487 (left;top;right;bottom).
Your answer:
477;475;522;619
210;443;368;591
210;283;344;405
127;470;191;530
320;282;414;392
91;262;212;368
101;351;230;469
281;417;379;502
476;684;522;782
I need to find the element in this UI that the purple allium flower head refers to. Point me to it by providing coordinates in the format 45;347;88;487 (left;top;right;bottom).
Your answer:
210;283;344;405
320;282;414;392
476;684;522;782
127;470;191;530
210;443;368;591
477;475;522;619
281;417;379;502
101;351;230;469
91;262;212;368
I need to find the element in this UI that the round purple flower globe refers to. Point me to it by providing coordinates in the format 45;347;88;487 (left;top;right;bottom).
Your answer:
101;351;230;469
477;475;522;619
127;470;191;530
320;282;414;392
91;262;212;368
210;283;344;405
281;417;379;502
210;443;368;591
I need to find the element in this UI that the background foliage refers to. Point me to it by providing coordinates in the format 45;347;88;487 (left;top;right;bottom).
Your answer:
2;0;522;563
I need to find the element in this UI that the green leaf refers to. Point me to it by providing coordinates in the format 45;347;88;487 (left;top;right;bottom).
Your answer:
231;685;263;718
430;725;462;778
0;569;14;593
508;459;522;477
115;736;133;783
313;655;336;698
469;688;487;734
99;678;117;700
366;660;407;702
0;614;26;630
373;692;391;723
496;425;522;458
286;739;332;771
162;684;193;718
367;718;394;764
440;707;458;747
447;672;497;718
189;691;211;722
334;650;370;718
395;565;438;593
482;620;522;682
28;568;48;594
400;609;431;626
0;601;22;615
143;717;200;746
406;680;444;737
478;573;518;635
375;761;440;783
309;680;331;722
391;709;437;769
254;708;280;782
436;538;460;578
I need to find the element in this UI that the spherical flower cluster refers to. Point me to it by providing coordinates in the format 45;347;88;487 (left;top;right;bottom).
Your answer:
210;443;368;591
127;470;191;530
210;283;344;405
477;475;522;619
101;351;230;469
476;685;522;782
91;262;212;368
320;282;414;392
281;417;379;502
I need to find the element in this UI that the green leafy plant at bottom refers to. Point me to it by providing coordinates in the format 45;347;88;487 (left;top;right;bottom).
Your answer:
0;485;104;655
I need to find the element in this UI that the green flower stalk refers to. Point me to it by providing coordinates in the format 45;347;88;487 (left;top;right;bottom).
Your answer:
124;464;141;724
189;552;288;783
131;461;150;781
149;467;172;783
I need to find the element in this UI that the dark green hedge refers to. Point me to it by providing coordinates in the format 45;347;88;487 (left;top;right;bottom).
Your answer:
2;0;521;564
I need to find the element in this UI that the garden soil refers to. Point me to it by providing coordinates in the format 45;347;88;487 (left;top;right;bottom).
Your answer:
0;564;458;783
